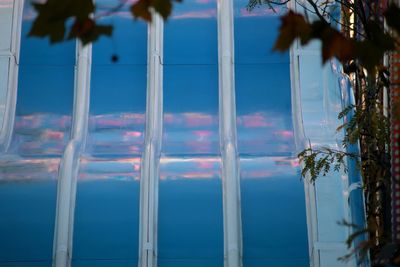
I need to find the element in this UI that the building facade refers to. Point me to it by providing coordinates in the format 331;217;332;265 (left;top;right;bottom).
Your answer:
0;0;366;266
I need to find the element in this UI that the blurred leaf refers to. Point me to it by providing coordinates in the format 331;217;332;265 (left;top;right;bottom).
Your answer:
385;3;400;35
274;11;355;63
131;0;182;21
131;0;152;21
354;40;384;71
29;0;114;44
68;18;113;45
312;22;355;63
274;11;312;51
29;0;74;43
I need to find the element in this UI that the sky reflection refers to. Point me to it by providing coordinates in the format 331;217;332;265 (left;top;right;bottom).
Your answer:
8;108;296;157
78;157;141;181
0;158;60;181
170;0;216;19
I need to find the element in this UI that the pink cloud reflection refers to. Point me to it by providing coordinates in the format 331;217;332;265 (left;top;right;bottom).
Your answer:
196;161;214;169
92;113;145;129
192;130;212;140
172;9;216;19
123;131;142;140
0;158;60;181
159;157;220;180
239;113;272;128
195;0;215;3
184;113;215;127
274;130;294;139
164;112;216;127
185;140;212;153
41;130;65;140
241;170;275;179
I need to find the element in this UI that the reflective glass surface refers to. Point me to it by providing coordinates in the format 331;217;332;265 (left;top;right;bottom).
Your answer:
298;51;366;256
234;1;309;266
0;0;13;126
72;1;146;265
0;2;75;266
158;1;223;265
0;0;14;129
0;57;10;128
0;0;13;51
298;50;348;243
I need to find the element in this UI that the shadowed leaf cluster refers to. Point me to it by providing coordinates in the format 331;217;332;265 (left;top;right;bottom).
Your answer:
29;0;181;44
274;6;399;70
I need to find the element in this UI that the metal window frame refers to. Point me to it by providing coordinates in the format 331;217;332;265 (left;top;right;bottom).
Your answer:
289;1;368;267
0;1;337;267
139;11;163;267
0;0;24;152
217;1;243;266
53;41;92;267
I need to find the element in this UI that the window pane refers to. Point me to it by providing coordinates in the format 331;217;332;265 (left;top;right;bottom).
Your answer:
0;2;75;266
234;0;288;64
0;58;10;128
158;1;223;265
0;0;13;51
164;0;217;65
234;1;309;266
0;1;13;128
72;1;146;265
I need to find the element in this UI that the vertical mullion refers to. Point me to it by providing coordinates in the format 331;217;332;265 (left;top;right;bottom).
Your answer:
139;11;163;267
0;0;24;152
53;41;92;267
217;1;242;266
290;46;316;267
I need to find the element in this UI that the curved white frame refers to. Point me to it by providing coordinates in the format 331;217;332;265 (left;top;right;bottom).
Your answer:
139;11;163;267
53;41;92;267
217;0;243;266
0;0;24;152
289;1;368;267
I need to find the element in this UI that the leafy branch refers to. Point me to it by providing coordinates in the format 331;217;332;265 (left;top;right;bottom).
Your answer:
298;146;357;183
29;0;182;44
249;0;399;264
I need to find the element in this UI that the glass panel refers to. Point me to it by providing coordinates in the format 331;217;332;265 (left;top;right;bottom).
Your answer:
162;66;219;155
164;0;217;64
158;1;223;265
0;2;75;266
158;156;223;267
236;64;294;156
0;0;13;127
0;0;13;51
72;1;146;265
73;158;141;267
233;0;288;64
0;58;10;129
299;56;350;244
20;0;75;66
234;1;309;266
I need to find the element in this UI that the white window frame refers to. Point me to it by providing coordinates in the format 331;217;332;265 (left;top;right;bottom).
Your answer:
0;0;24;152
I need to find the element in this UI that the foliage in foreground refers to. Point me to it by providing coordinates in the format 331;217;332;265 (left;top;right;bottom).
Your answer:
29;0;182;44
29;0;400;264
248;0;399;264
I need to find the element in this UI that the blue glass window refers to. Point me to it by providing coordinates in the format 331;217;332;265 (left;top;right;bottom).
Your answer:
234;1;309;266
72;1;147;266
158;1;223;266
0;2;75;266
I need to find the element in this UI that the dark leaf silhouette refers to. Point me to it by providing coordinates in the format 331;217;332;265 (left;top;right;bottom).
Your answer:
385;3;400;35
30;0;181;43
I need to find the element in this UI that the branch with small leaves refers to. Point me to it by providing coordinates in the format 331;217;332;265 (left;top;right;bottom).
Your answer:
249;0;399;264
298;146;358;183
